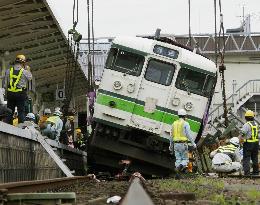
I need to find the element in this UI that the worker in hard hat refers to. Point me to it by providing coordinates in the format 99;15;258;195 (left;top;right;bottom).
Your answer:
240;110;259;175
60;115;74;144
210;137;241;173
18;112;39;130
75;128;86;150
65;115;74;132
38;108;52;129
3;54;32;125
42;110;63;141
170;109;197;172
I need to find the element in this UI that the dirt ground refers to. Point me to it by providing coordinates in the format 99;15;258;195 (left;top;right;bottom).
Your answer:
51;175;260;205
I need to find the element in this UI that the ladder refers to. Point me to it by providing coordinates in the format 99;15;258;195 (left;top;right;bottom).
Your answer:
28;126;74;177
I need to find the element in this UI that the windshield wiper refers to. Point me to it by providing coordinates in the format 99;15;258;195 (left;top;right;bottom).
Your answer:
182;80;191;95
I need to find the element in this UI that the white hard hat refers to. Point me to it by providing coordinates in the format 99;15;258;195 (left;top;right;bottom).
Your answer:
44;108;51;114
53;110;62;116
229;137;239;146
54;107;61;112
26;113;35;120
178;109;187;116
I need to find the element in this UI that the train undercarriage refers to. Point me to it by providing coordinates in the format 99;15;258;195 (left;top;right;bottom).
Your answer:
87;122;176;176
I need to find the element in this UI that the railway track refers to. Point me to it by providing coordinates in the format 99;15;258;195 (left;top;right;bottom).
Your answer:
1;173;260;204
0;173;197;205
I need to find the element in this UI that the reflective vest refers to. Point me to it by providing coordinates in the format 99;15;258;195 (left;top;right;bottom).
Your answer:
46;116;59;125
8;67;24;92
217;144;236;160
246;121;258;142
172;119;188;142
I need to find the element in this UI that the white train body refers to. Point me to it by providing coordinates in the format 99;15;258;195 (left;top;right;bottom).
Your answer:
94;36;217;141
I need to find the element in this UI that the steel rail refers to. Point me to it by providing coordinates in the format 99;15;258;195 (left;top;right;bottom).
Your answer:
227;174;260;179
120;173;154;205
0;176;93;193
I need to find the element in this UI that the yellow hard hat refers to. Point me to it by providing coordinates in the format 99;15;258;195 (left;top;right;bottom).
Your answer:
16;54;27;63
76;128;81;134
68;116;74;121
245;110;254;117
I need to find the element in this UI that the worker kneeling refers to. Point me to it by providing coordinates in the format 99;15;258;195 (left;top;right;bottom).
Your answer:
41;110;63;141
210;137;242;173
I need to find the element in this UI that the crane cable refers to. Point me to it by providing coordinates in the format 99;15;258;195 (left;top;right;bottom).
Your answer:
87;0;94;92
91;0;95;86
216;0;229;127
64;0;81;115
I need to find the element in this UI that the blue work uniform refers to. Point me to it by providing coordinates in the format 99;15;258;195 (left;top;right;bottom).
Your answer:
170;118;196;169
241;121;259;175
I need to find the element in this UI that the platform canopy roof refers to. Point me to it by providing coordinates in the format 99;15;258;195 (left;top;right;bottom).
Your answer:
0;0;88;98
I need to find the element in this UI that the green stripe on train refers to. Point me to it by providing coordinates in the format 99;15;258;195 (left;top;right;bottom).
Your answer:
96;93;201;133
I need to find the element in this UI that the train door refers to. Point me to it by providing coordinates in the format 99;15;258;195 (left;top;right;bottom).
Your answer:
130;58;176;134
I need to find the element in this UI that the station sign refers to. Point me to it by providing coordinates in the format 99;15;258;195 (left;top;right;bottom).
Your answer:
56;88;65;100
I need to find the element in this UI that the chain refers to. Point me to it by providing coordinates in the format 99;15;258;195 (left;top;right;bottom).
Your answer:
217;0;228;127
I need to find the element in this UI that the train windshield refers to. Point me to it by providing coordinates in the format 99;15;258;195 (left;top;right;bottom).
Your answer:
175;67;216;97
105;48;144;76
145;59;175;86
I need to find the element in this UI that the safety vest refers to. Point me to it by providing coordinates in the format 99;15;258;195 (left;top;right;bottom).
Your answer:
218;144;236;154
46;116;59;125
8;67;24;92
246;121;259;142
217;144;236;160
172;119;188;142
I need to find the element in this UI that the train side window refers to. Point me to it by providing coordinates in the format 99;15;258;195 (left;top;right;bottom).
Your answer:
105;48;117;69
105;48;144;76
176;67;216;97
144;60;175;86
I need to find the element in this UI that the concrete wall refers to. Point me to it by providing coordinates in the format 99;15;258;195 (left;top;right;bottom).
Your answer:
0;122;87;183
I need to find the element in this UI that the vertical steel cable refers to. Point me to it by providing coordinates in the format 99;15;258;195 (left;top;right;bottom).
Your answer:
218;0;228;127
188;0;192;47
87;0;93;91
91;0;95;86
64;0;80;115
214;0;217;65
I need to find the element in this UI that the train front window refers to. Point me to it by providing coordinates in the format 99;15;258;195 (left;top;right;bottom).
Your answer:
175;67;215;97
145;60;175;86
105;48;144;76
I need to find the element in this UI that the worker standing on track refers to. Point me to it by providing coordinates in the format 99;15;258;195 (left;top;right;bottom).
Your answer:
210;137;242;173
3;54;32;124
170;109;196;172
240;110;259;175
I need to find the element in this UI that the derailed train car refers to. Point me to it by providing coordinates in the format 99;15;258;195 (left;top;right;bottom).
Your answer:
88;36;217;176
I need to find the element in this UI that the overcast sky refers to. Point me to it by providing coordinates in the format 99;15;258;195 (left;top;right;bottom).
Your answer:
47;0;260;38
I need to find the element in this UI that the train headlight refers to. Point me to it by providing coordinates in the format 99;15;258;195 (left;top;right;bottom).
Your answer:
172;98;180;106
113;81;122;90
184;102;193;111
127;83;135;93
